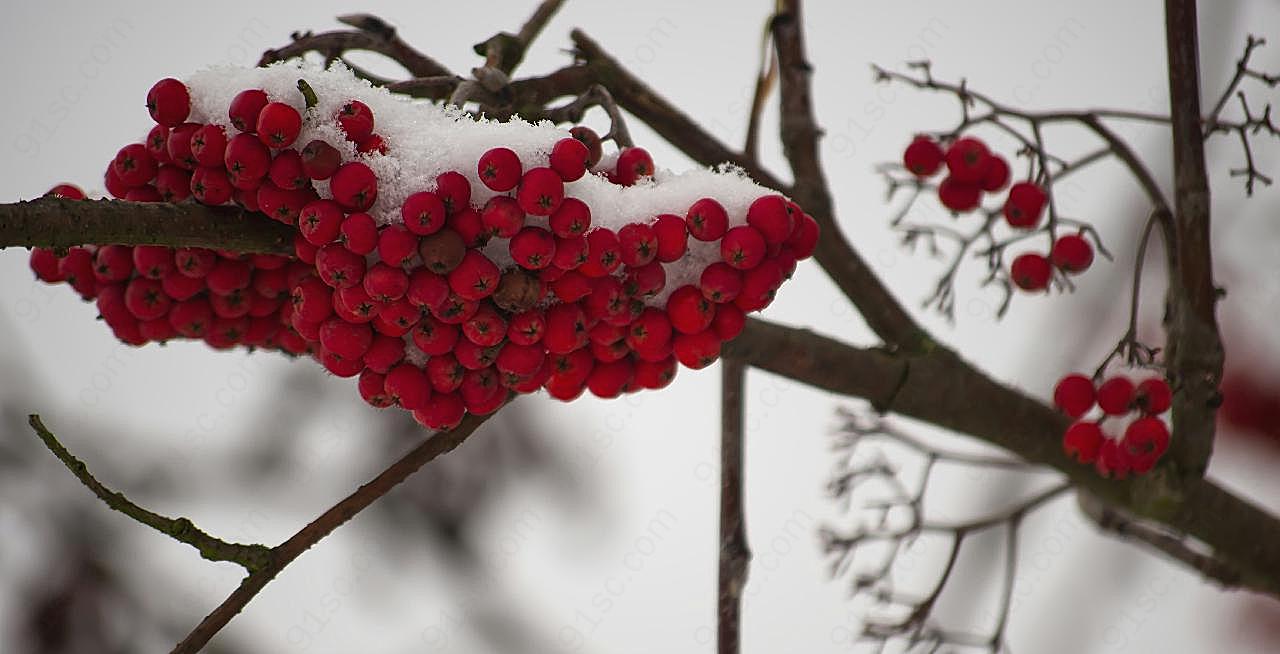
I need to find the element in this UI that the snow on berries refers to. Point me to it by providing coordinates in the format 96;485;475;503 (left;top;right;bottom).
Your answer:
30;63;818;430
1052;372;1172;477
899;134;1100;298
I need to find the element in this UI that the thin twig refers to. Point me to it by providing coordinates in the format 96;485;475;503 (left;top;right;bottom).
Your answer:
170;411;496;653
718;358;750;654
541;84;635;147
28;415;273;572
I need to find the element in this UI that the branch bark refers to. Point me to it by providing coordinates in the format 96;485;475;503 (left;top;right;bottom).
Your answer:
1163;0;1224;479
0;197;294;254
718;358;750;654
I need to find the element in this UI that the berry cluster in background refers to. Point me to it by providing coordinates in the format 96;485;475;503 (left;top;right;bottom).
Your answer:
1053;373;1172;478
901;134;1097;294
28;65;818;431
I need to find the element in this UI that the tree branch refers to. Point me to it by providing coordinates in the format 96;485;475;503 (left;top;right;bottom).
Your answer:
718;358;750;654
0;197;294;254
171;411;495;654
260;15;451;77
28;415;273;572
1163;0;1224;479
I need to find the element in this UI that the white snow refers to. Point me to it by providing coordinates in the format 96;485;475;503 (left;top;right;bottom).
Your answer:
184;61;783;304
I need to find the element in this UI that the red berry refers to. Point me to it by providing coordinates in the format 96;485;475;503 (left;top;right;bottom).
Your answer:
903;136;945;177
227;89;269;132
550;137;590;181
169;297;213;337
175;248;217;278
508;310;546;345
569;126;604;167
402;191;448;236
1053;374;1095;418
721;225;767;270
257;102;302;148
497;342;545;378
298;200;343;246
667;285;714;335
146;78;190;127
164;123;199;170
552;270;592;302
124;277;170;320
377;224;418;267
454;338;500;370
330;162;378;211
29;248;65;283
544;303;589;354
363;334;405;373
617;223;658;267
1097;376;1135;416
944;137;991;183
481;195;525;238
301;139;341;180
154;165;192;202
407;269;450;309
113;143;157;187
735;259;784;311
579;228;621;277
93;245;134;283
626;308;673;353
652;214;688;263
385;364;432;410
145;125;171;164
268;149;308;190
448;251;500;300
206;258;252;295
673;329;721;369
588;359;634;398
1063;421;1104;464
510;226;557;270
614;147;654;186
462;305;507;347
355;133;388;155
434;171;471;214
1010;253;1052;291
1135;378;1172;415
337;100;374;142
747;195;795;245
135;248;176;281
1051;234;1094;274
315;244;366;289
712;303;746;340
224;133;271;185
340;212;379;255
1003;182;1047;228
190;124;228;168
981;156;1011;192
686;198;729;241
937;176;981;212
256;183;314;224
414;392;466;429
1122;417;1170;473
624;261;666;298
191;167;234;205
517;167;564;216
357;371;393;408
634;356;677;390
363;263;410;302
478;147;522;192
376;298;422;335
700;262;743;303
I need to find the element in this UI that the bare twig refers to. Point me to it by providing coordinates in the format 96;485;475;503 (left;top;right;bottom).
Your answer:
541;84;635;147
718;359;750;654
28;415;273;572
171;411;496;653
260;15;451;77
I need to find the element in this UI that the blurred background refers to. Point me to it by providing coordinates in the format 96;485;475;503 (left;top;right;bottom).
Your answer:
2;1;1279;652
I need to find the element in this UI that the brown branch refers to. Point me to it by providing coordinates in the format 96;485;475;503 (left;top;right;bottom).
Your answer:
1163;0;1223;479
1077;491;1256;591
28;415;273;572
171;411;495;653
0;197;294;254
472;0;567;76
541;84;634;147
260;15;451;77
718;358;750;654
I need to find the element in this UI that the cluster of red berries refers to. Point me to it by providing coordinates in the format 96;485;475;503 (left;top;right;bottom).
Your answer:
1053;373;1172;478
31;75;818;430
902;135;1096;292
